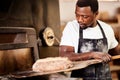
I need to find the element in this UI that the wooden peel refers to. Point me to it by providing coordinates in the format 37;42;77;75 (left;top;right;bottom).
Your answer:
112;55;120;60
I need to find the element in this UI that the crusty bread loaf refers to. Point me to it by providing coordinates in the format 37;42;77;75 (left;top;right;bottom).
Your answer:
32;57;73;72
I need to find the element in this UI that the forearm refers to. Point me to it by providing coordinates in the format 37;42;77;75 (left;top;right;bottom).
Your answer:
59;51;93;61
60;51;112;63
59;46;111;62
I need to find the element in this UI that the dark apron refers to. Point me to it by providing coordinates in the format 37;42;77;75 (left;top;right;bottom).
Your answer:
71;21;112;80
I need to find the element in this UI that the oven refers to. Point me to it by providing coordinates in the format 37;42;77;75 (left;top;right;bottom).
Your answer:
0;27;40;79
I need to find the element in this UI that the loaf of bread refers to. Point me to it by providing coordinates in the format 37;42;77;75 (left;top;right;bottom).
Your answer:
32;57;73;72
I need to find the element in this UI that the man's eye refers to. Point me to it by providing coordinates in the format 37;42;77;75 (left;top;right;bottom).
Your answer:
76;14;89;19
76;14;80;17
82;16;89;18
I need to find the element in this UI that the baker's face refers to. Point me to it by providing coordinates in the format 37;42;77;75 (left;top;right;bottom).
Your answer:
75;6;98;29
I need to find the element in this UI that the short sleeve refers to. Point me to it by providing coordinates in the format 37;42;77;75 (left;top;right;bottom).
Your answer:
60;22;75;46
109;27;118;49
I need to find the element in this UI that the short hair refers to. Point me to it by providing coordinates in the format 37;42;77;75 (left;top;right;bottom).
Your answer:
76;0;99;13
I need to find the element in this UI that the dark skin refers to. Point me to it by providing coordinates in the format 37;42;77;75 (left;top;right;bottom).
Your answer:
59;6;120;62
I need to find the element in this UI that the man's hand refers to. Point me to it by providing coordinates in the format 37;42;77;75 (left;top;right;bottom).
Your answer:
91;52;112;63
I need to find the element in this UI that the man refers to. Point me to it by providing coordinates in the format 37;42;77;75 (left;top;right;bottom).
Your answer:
59;0;120;80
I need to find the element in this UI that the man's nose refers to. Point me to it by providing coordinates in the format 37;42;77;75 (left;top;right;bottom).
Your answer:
78;16;84;23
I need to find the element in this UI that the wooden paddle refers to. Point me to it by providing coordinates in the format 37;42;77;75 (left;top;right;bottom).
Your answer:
112;55;120;60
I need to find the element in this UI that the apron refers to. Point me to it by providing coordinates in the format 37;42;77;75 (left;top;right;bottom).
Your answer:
71;21;112;80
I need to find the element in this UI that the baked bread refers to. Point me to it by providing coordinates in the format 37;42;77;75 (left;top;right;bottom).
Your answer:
32;57;73;72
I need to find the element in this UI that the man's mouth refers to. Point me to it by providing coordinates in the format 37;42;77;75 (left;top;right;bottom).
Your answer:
79;24;88;29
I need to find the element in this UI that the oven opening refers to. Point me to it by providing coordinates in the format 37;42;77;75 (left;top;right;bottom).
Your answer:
0;27;39;76
0;48;34;75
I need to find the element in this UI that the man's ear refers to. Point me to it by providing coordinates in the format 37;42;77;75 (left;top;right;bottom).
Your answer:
96;11;99;15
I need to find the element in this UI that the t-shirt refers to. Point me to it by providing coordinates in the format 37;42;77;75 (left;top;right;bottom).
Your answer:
60;20;118;53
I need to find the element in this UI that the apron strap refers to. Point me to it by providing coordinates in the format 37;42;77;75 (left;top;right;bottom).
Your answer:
77;27;83;53
97;21;107;38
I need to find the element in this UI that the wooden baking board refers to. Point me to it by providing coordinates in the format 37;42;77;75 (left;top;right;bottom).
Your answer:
9;59;102;78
